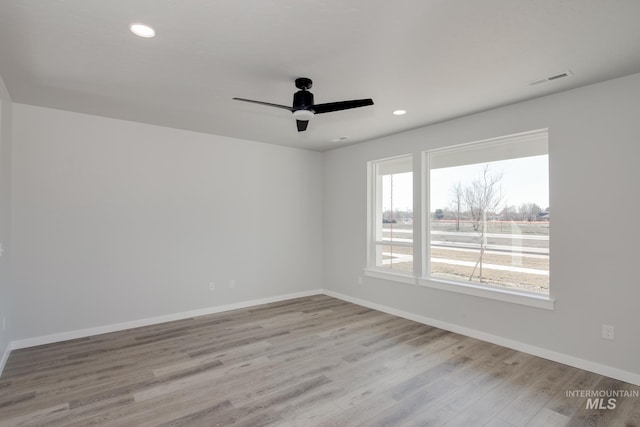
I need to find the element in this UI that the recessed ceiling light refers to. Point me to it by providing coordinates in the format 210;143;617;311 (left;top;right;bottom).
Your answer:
393;110;407;116
130;23;155;38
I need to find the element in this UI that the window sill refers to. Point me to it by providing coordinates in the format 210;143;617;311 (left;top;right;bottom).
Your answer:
361;269;554;310
419;277;555;310
363;268;417;285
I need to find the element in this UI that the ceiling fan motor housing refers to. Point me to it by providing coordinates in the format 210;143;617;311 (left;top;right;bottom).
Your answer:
293;89;314;111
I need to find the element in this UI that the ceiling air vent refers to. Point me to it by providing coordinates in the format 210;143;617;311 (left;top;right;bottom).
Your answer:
528;70;574;86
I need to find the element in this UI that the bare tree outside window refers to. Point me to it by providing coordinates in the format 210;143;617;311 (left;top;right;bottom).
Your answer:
462;165;504;282
518;202;542;222
451;181;463;231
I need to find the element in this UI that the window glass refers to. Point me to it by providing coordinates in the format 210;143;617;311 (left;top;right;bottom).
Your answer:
369;156;413;273
428;130;549;295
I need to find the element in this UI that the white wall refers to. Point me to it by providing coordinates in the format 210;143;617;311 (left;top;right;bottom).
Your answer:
0;75;13;364
9;104;323;341
323;73;640;379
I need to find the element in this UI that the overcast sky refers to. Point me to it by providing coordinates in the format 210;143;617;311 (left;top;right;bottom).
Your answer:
382;155;549;213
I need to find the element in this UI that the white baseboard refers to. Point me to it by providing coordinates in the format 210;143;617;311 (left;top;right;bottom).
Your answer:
323;289;640;387
0;342;12;376
8;289;323;352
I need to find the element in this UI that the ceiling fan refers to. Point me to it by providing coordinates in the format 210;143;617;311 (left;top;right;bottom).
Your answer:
233;77;374;132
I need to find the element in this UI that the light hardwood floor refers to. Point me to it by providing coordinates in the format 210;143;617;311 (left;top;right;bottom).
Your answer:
0;295;638;426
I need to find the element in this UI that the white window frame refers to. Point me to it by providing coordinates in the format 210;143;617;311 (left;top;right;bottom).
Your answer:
421;129;553;309
363;130;554;310
365;154;416;284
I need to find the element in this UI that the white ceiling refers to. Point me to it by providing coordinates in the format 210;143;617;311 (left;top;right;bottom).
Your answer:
1;1;640;151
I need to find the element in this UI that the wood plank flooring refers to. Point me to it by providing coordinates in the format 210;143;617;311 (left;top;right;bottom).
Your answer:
0;295;638;426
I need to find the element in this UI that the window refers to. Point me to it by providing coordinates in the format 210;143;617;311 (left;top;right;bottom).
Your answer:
427;130;549;297
365;131;552;307
367;155;413;275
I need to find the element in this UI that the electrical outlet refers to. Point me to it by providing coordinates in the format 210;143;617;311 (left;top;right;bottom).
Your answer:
229;280;236;289
602;324;614;340
209;282;216;291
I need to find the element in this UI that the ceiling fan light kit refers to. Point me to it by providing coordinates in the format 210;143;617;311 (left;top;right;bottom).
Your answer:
233;77;373;132
292;109;314;120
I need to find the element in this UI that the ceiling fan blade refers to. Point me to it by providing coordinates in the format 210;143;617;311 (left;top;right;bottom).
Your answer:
296;120;309;132
311;98;374;114
233;98;293;111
